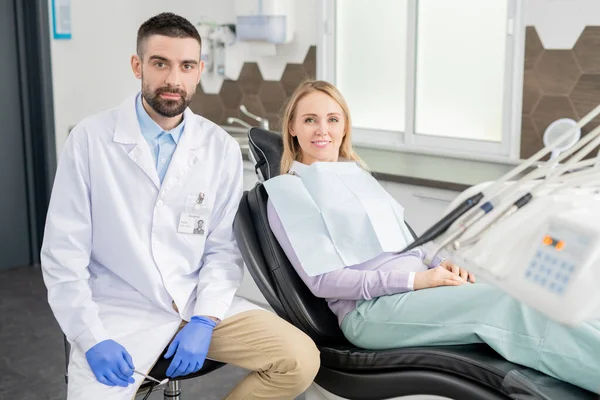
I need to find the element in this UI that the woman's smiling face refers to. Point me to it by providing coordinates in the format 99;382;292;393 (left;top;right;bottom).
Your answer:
291;91;346;165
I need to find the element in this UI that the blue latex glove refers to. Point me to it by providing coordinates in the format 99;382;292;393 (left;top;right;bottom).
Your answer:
164;316;217;378
85;339;135;387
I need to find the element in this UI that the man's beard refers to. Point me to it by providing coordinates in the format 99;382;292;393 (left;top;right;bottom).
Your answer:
142;81;192;118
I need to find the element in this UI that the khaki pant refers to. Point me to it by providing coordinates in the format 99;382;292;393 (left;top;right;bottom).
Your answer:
174;309;321;400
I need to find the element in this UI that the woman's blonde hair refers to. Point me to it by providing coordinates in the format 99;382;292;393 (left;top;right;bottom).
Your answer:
279;80;365;174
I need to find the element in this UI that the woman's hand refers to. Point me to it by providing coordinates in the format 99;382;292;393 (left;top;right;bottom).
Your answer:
413;266;467;290
413;260;476;291
440;260;476;283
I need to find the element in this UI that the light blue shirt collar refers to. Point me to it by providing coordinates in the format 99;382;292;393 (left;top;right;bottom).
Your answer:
135;93;185;143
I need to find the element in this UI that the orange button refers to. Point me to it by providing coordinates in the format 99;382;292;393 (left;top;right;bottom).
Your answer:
543;236;553;245
556;240;565;251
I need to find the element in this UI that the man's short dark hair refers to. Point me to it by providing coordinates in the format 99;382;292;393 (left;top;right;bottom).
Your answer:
137;12;202;58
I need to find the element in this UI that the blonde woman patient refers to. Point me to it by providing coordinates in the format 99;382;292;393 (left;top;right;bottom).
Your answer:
265;80;600;394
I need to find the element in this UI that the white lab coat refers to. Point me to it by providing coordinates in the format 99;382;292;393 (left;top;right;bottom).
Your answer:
41;94;261;399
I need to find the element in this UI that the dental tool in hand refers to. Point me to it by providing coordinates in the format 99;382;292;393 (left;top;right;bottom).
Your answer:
134;369;169;385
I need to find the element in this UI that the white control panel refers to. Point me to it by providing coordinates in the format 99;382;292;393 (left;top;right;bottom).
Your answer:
441;184;600;325
524;219;592;297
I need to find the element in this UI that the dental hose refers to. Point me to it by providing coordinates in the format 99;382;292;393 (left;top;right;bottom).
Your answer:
434;107;600;246
409;105;600;260
440;125;600;253
401;192;484;252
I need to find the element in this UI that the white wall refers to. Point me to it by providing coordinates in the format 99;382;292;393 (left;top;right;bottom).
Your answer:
49;0;317;156
524;0;600;49
224;1;318;82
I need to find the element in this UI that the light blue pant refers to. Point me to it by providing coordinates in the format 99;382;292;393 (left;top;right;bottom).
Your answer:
341;283;600;394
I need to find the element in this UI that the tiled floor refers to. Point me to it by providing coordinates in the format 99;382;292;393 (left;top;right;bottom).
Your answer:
0;266;303;400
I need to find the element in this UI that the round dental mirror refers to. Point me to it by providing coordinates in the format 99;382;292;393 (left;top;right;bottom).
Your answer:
543;118;581;161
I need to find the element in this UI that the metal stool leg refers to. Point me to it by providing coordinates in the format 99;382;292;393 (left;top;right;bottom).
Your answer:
163;380;181;400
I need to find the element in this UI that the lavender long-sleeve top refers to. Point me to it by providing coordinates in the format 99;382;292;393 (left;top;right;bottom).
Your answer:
267;198;444;325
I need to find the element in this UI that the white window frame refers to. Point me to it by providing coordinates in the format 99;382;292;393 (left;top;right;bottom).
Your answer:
317;0;526;164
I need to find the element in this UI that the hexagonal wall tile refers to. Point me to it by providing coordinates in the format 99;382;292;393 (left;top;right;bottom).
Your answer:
266;113;282;132
238;63;263;95
524;27;544;71
581;143;600;160
522;72;541;115
569;74;600;121
531;96;578;137
220;80;243;111
281;64;310;97
258;81;287;115
534;51;581;96
189;93;224;125
303;46;317;79
520;116;542;159
573;27;600;74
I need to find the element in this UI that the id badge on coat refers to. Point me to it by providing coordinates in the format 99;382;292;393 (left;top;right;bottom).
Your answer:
178;193;211;235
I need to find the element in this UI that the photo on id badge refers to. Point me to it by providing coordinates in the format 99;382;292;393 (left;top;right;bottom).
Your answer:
178;192;210;240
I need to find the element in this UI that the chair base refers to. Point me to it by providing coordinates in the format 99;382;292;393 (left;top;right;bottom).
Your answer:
313;365;510;400
163;380;181;400
304;382;453;400
136;380;181;400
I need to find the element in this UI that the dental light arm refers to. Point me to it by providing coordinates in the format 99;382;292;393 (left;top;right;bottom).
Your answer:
451;125;600;252
476;104;600;206
424;105;600;253
424;110;600;262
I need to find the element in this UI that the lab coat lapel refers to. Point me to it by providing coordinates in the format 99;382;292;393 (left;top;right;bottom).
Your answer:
160;108;207;189
113;95;161;189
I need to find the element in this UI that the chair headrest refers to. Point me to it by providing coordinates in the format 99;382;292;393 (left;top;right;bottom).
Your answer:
248;127;283;182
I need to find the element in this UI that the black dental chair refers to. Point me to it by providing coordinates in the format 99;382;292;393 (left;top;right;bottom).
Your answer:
233;127;597;400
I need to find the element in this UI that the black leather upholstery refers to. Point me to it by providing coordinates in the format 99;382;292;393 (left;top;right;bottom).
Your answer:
233;127;597;400
146;350;225;384
248;127;283;181
243;185;349;346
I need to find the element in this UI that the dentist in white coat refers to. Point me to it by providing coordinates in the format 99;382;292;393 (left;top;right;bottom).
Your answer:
41;12;320;400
